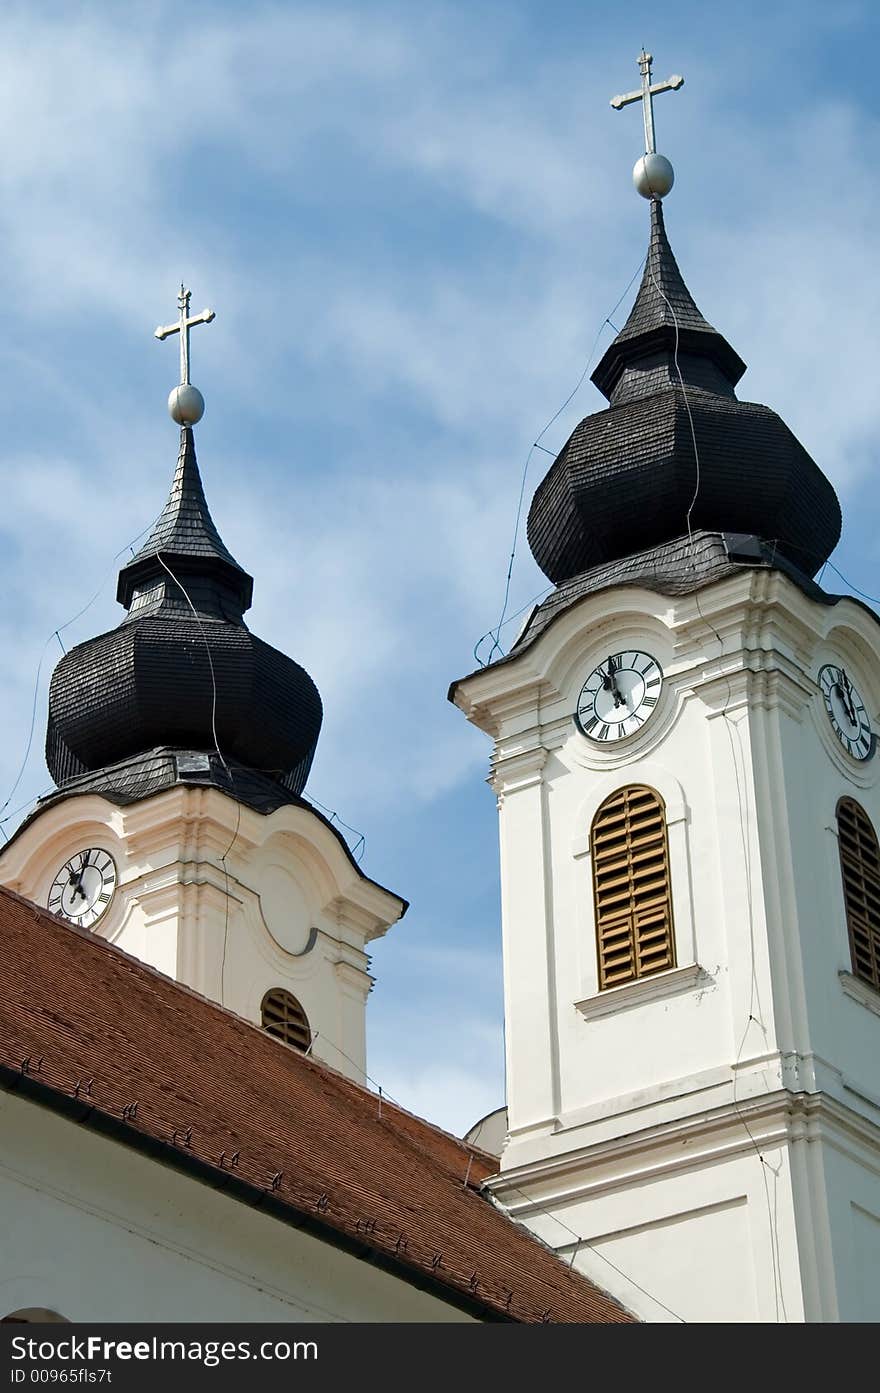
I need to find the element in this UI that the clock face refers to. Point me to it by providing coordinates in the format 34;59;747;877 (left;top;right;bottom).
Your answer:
48;848;117;929
818;664;874;762
575;651;663;743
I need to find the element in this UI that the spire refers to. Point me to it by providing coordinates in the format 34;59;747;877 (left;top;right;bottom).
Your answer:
47;418;321;794
44;288;322;803
526;201;839;588
591;199;746;402
521;49;839;603
116;427;253;618
616;199;718;340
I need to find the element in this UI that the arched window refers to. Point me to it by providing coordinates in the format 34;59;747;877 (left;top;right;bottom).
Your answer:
591;785;675;990
261;988;311;1051
837;798;880;992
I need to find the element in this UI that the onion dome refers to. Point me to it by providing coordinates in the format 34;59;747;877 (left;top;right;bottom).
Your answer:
526;199;841;586
46;428;322;800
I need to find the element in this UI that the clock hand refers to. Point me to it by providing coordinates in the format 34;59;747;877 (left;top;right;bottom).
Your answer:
838;673;858;726
67;867;87;902
599;661;626;708
608;658;628;709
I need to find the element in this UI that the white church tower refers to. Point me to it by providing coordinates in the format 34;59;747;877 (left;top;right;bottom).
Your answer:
0;287;405;1084
452;54;880;1322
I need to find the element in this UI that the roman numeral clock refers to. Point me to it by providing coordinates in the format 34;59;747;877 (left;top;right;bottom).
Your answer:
48;848;118;930
575;651;663;742
818;663;874;761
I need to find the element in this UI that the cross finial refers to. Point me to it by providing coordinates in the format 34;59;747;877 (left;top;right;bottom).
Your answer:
611;49;684;200
155;284;215;426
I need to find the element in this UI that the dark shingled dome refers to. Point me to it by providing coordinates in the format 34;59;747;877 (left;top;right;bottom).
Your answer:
46;428;322;800
526;199;841;586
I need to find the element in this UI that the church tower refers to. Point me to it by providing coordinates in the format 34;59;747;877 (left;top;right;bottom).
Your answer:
0;289;405;1083
451;54;880;1322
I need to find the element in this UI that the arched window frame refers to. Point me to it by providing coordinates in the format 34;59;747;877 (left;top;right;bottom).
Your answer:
589;785;676;990
572;767;700;1016
261;988;312;1052
2;1309;69;1324
836;797;880;994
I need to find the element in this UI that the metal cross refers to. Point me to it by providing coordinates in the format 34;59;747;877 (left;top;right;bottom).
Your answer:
610;50;684;155
155;285;215;386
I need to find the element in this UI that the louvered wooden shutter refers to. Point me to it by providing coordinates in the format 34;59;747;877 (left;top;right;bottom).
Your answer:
837;798;880;992
261;988;312;1051
591;786;675;990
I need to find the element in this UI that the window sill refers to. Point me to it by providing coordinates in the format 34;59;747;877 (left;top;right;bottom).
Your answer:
575;962;706;1021
839;970;880;1018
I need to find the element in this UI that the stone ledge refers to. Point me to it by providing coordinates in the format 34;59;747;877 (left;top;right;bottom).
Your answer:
839;969;880;1018
575;962;706;1021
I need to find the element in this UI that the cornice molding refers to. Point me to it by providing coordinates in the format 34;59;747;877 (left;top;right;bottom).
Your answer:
490;742;548;794
488;1088;880;1213
454;568;859;749
1;785;406;945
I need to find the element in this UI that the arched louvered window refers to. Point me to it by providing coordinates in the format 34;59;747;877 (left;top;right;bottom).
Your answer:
261;988;311;1052
837;798;880;992
591;785;675;990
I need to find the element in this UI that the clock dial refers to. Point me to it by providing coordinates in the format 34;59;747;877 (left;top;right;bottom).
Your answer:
48;848;117;929
818;664;874;761
575;651;663;743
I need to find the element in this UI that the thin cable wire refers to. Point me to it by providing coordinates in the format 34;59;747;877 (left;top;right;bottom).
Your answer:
155;553;223;768
476;253;648;669
307;793;366;863
485;1177;687;1322
823;558;880;607
0;785;56;831
0;635;55;824
471;582;555;668
745;538;879;613
497;584;554;637
646;225;788;1320
149;561;367;995
154;552;241;1002
0;515;161;826
313;1030;406;1108
488;687;685;1323
645;254;702;554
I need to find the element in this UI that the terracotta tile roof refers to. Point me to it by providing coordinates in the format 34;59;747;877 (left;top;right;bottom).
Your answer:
0;885;634;1324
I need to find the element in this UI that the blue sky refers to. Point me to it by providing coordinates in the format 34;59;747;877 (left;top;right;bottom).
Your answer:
1;1;879;1134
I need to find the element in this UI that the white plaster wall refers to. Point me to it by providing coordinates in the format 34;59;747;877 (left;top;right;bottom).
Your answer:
0;1091;472;1325
466;577;880;1148
489;590;774;1151
815;1135;880;1322
513;1141;801;1324
765;627;880;1100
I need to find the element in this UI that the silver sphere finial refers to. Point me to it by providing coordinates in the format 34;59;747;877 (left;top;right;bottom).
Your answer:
633;152;675;199
168;383;206;426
